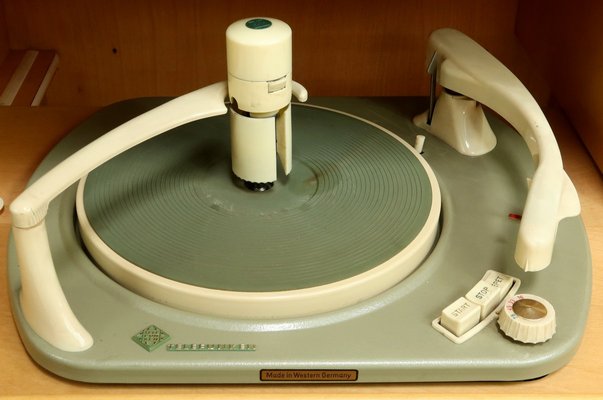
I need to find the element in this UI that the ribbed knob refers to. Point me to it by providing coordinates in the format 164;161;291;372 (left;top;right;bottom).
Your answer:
498;294;556;344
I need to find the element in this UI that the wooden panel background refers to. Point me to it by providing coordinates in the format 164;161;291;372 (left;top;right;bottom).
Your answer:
516;0;603;171
5;0;600;167
0;0;9;63
2;0;528;106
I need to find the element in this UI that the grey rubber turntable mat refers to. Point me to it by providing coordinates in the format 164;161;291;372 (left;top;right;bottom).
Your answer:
81;106;433;292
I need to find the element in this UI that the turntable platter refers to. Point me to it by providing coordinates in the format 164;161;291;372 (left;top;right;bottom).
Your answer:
76;105;440;318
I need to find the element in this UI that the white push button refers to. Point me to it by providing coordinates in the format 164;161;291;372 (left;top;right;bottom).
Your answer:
433;269;521;343
480;270;514;302
465;281;502;319
440;297;481;337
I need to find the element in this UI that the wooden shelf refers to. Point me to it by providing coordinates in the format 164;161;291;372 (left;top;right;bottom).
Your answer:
0;49;58;106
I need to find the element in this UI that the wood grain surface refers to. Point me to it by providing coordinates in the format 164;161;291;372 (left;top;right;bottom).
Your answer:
2;0;527;105
516;0;603;171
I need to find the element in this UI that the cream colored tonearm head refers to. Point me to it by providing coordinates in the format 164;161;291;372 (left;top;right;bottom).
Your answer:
414;28;580;271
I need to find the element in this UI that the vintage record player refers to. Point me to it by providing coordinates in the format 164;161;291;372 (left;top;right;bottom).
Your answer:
6;18;591;383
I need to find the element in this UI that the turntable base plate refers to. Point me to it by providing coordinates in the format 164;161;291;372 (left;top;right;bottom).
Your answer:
6;97;591;383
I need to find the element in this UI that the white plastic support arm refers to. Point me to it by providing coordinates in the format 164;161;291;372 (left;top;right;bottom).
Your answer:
10;81;228;351
427;29;580;271
279;81;308;174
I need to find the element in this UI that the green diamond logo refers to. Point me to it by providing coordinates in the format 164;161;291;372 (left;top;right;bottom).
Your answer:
132;325;170;352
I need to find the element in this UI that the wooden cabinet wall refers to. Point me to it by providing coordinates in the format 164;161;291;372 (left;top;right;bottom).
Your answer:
517;0;603;171
2;0;521;105
1;0;601;169
0;2;8;62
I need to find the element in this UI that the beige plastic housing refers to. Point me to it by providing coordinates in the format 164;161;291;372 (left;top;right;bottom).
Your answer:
231;108;278;182
414;91;496;156
226;17;292;114
226;18;307;184
415;28;580;272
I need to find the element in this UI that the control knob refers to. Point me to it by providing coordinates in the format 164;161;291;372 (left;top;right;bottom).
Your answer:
498;294;556;344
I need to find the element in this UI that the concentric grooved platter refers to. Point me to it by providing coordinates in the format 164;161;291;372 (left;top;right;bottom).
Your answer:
7;97;591;383
76;104;440;319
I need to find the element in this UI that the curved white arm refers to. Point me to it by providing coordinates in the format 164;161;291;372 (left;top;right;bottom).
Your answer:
427;29;580;271
10;82;228;351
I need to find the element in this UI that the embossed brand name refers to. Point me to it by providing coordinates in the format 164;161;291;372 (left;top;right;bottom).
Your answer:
166;343;256;351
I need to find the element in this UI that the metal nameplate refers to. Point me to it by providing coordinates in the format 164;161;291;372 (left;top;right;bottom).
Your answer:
260;369;358;382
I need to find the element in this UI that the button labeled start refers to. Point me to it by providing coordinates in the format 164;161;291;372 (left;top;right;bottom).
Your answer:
440;297;481;337
433;269;520;343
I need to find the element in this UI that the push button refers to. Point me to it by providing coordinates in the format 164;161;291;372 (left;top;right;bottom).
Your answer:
440;297;481;337
465;281;502;319
433;269;521;344
480;270;514;302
